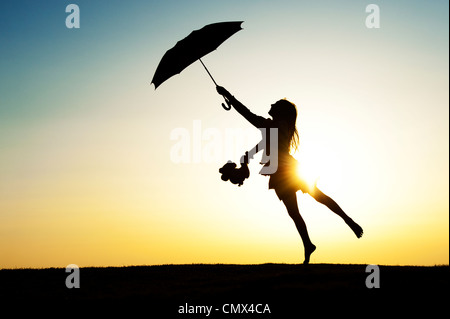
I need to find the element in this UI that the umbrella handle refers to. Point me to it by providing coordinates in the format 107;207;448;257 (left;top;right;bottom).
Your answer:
222;97;232;111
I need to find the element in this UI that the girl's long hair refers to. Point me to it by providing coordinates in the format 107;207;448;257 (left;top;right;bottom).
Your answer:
273;99;299;154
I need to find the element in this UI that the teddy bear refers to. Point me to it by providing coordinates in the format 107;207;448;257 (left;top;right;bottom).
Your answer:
218;152;250;186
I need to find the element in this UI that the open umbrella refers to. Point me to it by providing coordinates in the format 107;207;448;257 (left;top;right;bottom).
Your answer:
151;21;243;110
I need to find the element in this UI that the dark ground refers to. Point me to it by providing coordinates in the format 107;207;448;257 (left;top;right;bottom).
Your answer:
0;263;448;316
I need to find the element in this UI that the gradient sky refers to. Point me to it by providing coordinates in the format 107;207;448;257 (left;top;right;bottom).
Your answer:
0;0;448;268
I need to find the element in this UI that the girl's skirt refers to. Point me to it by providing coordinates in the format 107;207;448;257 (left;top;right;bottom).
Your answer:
263;155;311;201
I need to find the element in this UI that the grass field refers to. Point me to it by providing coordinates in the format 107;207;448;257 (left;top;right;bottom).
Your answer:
1;263;448;316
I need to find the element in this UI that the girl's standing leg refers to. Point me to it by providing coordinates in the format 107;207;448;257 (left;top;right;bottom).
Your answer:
310;186;363;238
282;192;316;264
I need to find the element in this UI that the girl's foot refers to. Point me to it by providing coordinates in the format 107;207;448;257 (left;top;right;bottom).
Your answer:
346;219;363;238
303;244;316;265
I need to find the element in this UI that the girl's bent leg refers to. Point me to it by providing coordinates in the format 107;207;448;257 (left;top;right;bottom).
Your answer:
282;192;316;264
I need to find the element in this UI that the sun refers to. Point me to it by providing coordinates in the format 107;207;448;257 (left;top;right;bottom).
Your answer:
294;152;320;190
292;142;344;193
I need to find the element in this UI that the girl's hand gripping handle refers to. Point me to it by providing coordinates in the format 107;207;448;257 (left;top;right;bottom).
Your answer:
217;86;232;111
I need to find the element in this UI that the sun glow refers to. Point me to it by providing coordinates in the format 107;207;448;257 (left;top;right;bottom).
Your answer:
292;141;344;194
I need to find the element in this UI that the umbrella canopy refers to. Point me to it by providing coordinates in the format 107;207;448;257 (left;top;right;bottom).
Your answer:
151;21;243;89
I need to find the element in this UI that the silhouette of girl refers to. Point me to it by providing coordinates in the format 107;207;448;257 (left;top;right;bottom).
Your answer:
217;86;363;264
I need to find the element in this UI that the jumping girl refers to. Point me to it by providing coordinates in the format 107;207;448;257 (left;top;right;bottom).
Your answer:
216;86;363;264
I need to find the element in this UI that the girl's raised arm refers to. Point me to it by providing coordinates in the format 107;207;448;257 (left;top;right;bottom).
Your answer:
216;86;267;128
